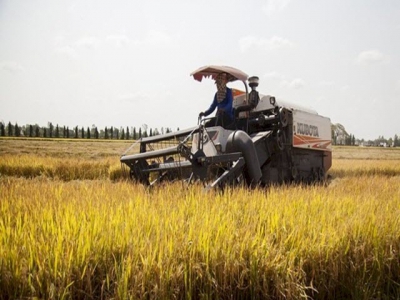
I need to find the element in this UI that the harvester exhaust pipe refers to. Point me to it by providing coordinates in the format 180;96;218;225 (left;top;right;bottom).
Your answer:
226;130;262;186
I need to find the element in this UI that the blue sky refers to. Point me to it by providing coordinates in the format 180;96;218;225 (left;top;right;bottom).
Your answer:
1;0;399;140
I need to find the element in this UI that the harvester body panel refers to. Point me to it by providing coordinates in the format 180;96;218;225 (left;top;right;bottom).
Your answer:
191;126;234;155
292;110;332;152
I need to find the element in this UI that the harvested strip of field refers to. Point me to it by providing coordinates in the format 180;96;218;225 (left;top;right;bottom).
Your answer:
0;138;130;159
333;145;400;160
1;177;399;299
2;154;400;181
2;139;400;181
0;154;124;180
330;159;400;178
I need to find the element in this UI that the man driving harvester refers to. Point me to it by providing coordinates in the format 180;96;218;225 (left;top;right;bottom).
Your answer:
199;72;234;127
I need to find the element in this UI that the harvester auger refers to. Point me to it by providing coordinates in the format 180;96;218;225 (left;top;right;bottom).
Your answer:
121;65;332;189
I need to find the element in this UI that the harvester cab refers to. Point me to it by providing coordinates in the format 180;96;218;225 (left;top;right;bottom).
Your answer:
121;65;332;189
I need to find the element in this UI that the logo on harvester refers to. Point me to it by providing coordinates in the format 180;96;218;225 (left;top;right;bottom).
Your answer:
297;123;319;137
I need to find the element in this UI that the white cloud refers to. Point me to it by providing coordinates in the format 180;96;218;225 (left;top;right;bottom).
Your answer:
118;92;151;102
263;71;286;81
0;61;24;72
356;50;386;65
133;30;172;46
269;36;294;49
54;36;101;57
55;46;78;58
263;0;291;16
340;85;350;92
263;72;305;89
106;35;130;47
288;78;306;89
319;80;335;87
54;35;66;47
239;35;294;52
146;30;171;44
75;36;101;49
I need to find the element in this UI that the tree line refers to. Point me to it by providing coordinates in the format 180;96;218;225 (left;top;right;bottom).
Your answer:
1;121;398;146
0;122;177;140
331;123;399;147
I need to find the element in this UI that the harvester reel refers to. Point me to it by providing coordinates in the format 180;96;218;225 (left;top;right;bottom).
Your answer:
161;157;179;182
130;159;150;185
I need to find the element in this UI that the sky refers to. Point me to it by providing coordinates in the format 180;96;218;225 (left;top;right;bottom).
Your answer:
0;0;399;140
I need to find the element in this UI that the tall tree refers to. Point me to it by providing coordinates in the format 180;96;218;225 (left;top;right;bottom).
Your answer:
394;134;399;147
7;122;13;136
15;123;21;137
35;125;40;137
0;122;5;136
126;126;130;140
48;122;53;138
66;127;70;138
110;127;114;139
55;124;60;138
74;126;78;138
105;127;109;139
133;127;136;140
81;127;84;139
87;127;91;139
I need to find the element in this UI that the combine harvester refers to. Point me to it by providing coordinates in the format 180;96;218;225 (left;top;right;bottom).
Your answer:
121;66;332;189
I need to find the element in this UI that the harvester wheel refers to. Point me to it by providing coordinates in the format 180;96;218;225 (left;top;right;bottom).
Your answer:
318;168;325;182
276;130;286;151
279;108;289;127
291;166;299;181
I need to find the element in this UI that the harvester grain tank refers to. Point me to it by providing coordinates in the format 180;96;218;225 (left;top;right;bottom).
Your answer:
121;66;332;189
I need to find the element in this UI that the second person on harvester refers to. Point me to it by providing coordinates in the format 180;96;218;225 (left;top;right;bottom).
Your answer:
199;72;234;128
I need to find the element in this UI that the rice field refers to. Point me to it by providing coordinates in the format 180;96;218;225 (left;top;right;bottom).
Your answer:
0;138;399;299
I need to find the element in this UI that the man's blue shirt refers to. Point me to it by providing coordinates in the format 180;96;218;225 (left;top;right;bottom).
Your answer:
204;88;234;120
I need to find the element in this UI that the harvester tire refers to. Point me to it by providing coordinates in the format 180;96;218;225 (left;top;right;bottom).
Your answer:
276;130;286;151
279;107;289;127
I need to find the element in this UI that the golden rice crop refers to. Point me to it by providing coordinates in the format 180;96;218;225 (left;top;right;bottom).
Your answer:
1;176;399;299
1;139;400;299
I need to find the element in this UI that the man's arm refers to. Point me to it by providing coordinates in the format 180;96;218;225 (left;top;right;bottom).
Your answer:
203;94;217;117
